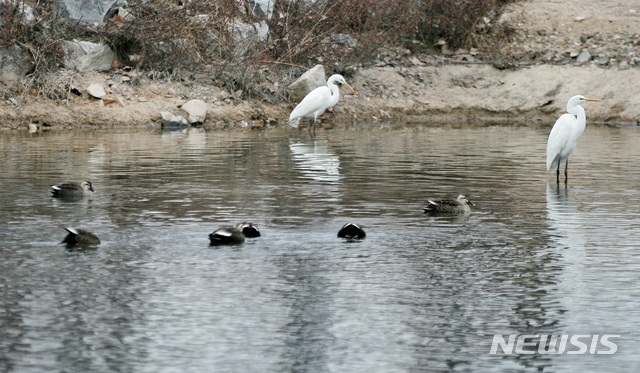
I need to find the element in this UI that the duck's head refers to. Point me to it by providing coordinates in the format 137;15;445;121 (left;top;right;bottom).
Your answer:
458;195;475;206
81;181;95;193
237;222;261;238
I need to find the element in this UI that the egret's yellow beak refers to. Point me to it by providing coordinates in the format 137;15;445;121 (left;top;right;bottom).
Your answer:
585;98;601;102
343;81;355;94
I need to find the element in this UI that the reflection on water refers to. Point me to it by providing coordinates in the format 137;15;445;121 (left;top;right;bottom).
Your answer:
290;140;342;183
1;125;640;372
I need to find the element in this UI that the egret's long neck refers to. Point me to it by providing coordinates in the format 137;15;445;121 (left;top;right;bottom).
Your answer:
569;104;587;133
328;83;340;105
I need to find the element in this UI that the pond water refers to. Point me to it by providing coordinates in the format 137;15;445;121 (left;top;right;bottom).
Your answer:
1;124;640;372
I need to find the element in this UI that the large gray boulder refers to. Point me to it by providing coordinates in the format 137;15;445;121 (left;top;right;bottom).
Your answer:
56;0;118;23
61;40;115;72
180;99;208;124
229;20;269;56
287;64;326;102
0;46;32;83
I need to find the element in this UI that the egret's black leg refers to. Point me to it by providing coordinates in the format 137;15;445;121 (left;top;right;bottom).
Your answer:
310;119;317;137
556;163;560;184
564;159;569;183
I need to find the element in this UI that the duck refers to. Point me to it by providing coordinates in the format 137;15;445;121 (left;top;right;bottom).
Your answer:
424;194;475;214
209;223;262;245
337;223;366;240
61;227;101;247
238;222;261;238
51;181;95;198
209;226;245;245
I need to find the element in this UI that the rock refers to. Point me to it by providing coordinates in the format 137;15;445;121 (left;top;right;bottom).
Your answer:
243;0;273;19
576;49;592;64
323;33;358;48
86;83;106;99
0;45;32;83
618;60;629;70
228;20;269;56
56;0;118;23
160;111;189;130
1;1;36;23
61;40;115;72
180;99;207;124
410;57;424;66
287;64;326;102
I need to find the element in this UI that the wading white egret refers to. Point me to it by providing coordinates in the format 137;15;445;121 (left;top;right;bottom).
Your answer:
289;74;355;133
546;95;600;183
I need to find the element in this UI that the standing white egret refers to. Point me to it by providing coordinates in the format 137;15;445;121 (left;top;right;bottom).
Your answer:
289;74;355;133
546;95;600;183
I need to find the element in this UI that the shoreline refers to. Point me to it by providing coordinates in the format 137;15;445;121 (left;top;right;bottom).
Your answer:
1;63;637;131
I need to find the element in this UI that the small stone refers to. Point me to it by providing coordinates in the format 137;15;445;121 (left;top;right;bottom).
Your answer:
618;60;629;70
410;56;424;66
574;16;586;22
137;96;147;102
86;83;106;99
576;49;591;64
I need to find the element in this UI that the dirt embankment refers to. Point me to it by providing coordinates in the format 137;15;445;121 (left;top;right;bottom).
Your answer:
2;0;639;130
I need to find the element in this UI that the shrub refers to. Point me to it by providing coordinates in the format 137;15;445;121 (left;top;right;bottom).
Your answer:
0;0;520;101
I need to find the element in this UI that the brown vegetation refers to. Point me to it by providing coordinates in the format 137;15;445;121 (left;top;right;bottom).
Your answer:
0;0;519;102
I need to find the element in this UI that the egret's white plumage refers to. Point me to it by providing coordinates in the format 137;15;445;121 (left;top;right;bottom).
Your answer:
546;95;600;183
289;74;354;130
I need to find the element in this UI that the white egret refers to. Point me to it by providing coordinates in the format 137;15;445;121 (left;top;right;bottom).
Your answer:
289;74;355;133
546;95;600;183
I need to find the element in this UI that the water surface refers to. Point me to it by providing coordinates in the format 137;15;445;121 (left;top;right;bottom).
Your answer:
1;124;640;372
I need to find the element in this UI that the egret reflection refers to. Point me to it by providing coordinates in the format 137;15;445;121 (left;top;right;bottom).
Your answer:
289;140;342;184
289;139;343;206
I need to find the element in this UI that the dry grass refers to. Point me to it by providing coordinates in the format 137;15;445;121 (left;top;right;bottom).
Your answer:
0;0;520;102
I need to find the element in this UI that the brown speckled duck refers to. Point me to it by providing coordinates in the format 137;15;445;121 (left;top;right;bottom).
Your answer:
61;228;101;247
51;181;95;198
424;195;475;215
